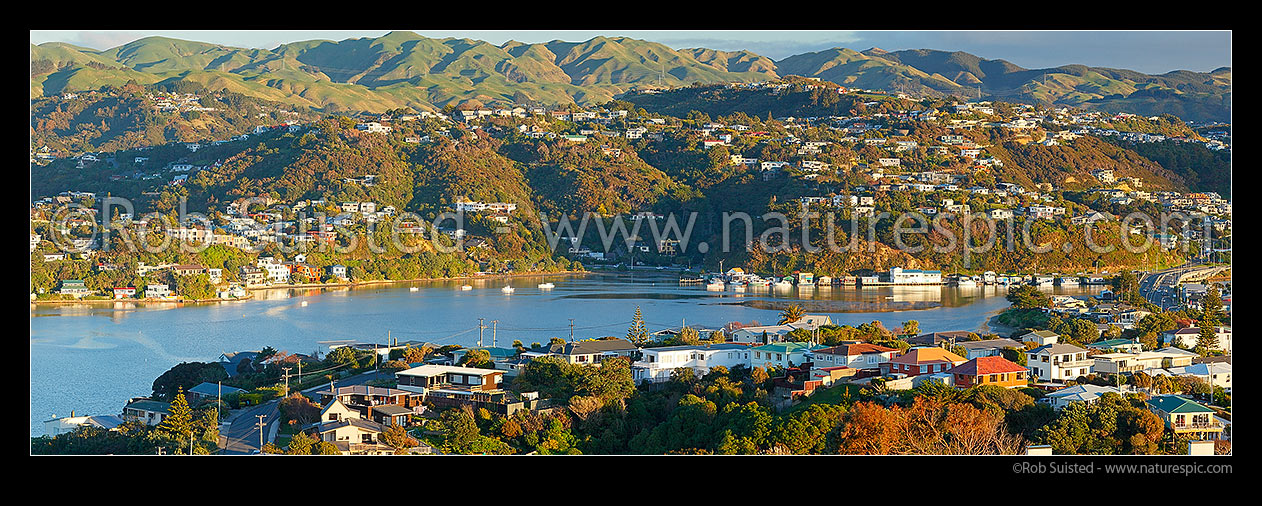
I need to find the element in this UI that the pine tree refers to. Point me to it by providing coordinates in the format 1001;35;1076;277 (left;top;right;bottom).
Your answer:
158;388;193;443
1196;286;1223;354
626;306;649;346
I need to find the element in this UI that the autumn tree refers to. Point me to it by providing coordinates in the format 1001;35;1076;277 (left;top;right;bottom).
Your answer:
381;424;419;454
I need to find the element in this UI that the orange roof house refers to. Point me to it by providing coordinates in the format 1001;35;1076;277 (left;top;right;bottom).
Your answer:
947;356;1029;388
884;348;966;376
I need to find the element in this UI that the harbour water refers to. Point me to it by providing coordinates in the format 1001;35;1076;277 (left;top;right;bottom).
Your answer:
29;270;1102;436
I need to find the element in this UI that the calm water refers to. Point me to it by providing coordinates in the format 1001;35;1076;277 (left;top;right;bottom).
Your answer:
29;270;1101;436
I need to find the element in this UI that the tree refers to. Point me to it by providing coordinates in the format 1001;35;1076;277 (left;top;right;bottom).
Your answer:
151;362;228;401
778;304;806;325
401;344;432;364
626;306;650;346
381;424;419;454
312;440;342;455
459;349;494;369
278;393;322;426
156;388;193;445
901;320;920;337
286;430;315;455
1007;285;1051;309
676;326;700;345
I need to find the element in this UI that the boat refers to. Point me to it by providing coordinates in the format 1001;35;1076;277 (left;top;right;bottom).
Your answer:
409;287;419;292
538;282;555;289
460;285;473;291
300;300;308;307
983;271;997;284
1056;277;1080;286
1034;275;1054;286
774;278;794;290
502;286;515;293
953;276;977;287
733;283;746;292
706;279;726;290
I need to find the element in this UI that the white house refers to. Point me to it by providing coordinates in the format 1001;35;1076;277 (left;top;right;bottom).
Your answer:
1026;343;1093;383
631;343;750;384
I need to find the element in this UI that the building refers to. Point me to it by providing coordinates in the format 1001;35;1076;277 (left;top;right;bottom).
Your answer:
1019;330;1060;347
315;399;394;455
144;284;174;299
1145;395;1225;440
186;382;246;405
957;338;1024;360
631;343;751;384
1161;327;1231;353
314;385;421;427
1042;384;1128;410
946;356;1029;388
1026;344;1093;382
748;342;819;370
524;338;639;365
807;343;898;371
58;279;91;298
122;398;170;426
395;364;547;416
882;348;967;376
43;414;125;437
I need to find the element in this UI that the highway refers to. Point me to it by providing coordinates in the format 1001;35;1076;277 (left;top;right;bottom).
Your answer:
1138;263;1224;311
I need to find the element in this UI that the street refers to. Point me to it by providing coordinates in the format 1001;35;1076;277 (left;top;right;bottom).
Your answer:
218;368;396;454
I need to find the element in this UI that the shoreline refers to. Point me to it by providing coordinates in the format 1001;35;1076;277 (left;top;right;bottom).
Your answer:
30;270;589;307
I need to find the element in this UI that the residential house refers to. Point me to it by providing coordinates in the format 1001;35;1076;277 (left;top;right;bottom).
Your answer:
631;343;751;384
314;385;422;427
1026;344;1093;383
217;351;260;377
1042;384;1128;410
122;398;170;426
44;414;125;437
58;279;91;298
882;348;967;376
807;343;898;371
395;364;547;416
956;338;1024;360
316;399;393;455
523;338;639;365
185;382;246;406
748;342;819;370
947;356;1029;388
1145;395;1224;440
1161;327;1231;353
1020;330;1060;346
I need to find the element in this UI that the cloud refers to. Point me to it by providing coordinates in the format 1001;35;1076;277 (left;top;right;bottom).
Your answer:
73;31;148;50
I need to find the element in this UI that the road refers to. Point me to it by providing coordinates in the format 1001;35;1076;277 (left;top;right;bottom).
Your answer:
218;368;395;455
1138;262;1222;311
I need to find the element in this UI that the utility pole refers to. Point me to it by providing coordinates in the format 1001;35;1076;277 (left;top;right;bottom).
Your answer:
281;367;292;396
255;415;267;451
478;318;487;347
491;320;499;348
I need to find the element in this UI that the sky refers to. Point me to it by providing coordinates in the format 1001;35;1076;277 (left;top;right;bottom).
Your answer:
29;30;1231;74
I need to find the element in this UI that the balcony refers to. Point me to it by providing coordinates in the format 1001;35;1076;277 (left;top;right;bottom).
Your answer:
1171;420;1223;432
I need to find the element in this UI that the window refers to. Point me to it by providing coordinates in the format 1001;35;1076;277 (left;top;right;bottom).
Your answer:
776;354;782;361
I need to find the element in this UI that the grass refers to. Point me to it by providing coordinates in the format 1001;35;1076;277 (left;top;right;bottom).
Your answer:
274;423;299;448
783;383;863;414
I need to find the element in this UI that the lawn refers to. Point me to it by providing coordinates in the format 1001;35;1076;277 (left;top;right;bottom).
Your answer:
783;383;863;414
